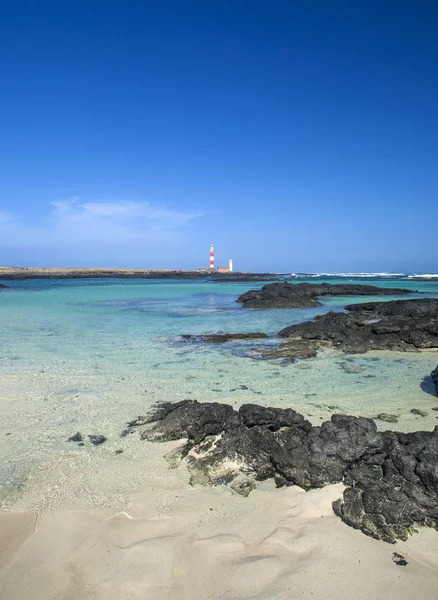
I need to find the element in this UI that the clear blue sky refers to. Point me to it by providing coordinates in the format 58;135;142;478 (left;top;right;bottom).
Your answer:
0;0;437;272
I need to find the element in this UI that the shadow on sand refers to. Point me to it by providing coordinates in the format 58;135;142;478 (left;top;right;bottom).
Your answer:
421;375;437;397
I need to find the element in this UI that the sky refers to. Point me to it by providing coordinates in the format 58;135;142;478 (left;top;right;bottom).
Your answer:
0;0;437;273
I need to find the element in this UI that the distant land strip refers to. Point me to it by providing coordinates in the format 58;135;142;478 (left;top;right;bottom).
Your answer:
0;267;279;281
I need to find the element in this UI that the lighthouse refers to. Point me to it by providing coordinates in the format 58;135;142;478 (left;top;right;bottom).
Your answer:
209;245;215;270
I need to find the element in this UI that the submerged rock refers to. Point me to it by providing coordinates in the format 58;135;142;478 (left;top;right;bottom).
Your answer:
135;399;438;544
182;333;267;343
261;339;319;361
432;365;438;395
88;434;107;445
376;414;399;423
339;362;364;374
410;408;428;417
68;432;83;442
236;282;413;309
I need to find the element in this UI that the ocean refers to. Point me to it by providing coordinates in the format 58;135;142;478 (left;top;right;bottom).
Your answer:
1;275;438;510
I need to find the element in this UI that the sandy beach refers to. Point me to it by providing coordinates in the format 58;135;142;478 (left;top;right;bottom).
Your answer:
1;276;438;598
1;438;438;600
2;0;438;595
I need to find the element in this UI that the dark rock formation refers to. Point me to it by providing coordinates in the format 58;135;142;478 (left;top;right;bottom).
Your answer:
376;414;398;423
237;283;321;308
411;409;428;417
278;298;438;354
432;366;438;395
236;282;413;309
68;432;107;444
392;552;408;566
135;399;438;544
182;333;267;343
88;434;107;445
260;339;319;361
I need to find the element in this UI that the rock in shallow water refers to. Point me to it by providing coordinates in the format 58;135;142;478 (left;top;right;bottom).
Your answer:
260;339;318;361
411;408;428;417
135;399;438;544
182;333;267;343
236;282;413;309
88;434;107;445
278;298;438;354
186;299;438;363
376;414;399;423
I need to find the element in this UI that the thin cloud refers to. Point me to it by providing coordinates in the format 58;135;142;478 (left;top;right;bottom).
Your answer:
0;211;14;225
0;198;204;249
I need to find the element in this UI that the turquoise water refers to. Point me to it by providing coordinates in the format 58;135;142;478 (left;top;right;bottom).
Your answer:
1;277;438;508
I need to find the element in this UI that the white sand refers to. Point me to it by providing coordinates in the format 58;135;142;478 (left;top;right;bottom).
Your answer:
1;458;438;600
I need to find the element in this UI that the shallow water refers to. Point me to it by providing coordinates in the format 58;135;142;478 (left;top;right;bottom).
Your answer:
1;276;437;508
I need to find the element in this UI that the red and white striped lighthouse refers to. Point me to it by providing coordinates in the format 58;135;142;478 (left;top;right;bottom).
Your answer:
209;245;215;270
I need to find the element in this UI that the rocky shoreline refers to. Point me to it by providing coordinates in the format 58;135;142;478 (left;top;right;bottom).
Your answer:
277;297;438;355
120;394;438;544
237;282;414;309
183;296;438;361
171;290;438;542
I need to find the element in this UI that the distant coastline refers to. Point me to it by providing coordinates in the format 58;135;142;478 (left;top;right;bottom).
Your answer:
1;266;437;281
0;266;277;281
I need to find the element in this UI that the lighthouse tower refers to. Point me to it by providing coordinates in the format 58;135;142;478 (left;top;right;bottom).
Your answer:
209;245;215;270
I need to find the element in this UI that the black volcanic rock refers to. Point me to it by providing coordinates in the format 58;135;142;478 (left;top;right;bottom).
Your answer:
432;365;438;395
182;333;267;343
237;283;321;308
278;298;438;354
136;400;438;543
88;434;107;445
346;297;438;319
236;282;412;309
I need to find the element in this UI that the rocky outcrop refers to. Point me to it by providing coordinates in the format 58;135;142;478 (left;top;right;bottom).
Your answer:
181;299;437;362
136;400;438;543
237;283;321;308
182;333;267;343
236;282;413;309
432;365;438;395
278;298;438;354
